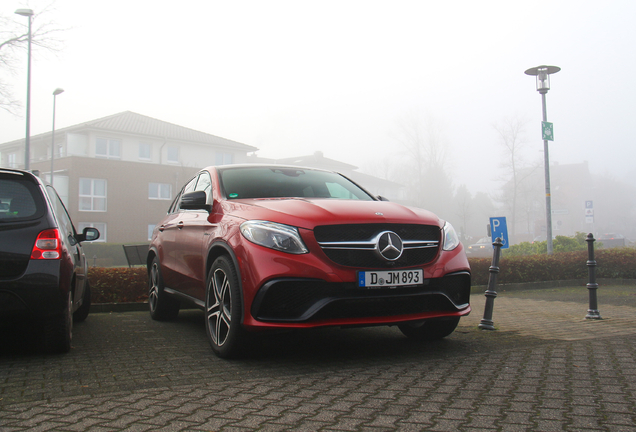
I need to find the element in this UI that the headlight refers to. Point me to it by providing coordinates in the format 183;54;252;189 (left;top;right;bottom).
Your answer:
442;221;460;251
240;220;309;254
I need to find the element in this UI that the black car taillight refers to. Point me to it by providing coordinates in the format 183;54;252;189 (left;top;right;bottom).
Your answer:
30;229;62;260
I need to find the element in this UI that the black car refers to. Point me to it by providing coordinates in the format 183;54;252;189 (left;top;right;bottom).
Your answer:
0;168;100;353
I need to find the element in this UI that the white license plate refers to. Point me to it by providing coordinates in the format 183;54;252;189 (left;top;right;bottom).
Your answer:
357;269;423;288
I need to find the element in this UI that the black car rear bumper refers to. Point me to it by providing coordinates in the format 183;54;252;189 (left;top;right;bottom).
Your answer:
0;260;68;319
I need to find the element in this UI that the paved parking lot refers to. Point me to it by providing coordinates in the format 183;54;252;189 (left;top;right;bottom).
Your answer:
1;285;635;431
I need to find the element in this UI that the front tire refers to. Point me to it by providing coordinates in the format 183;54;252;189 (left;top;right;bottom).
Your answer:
148;257;180;320
398;317;460;341
205;256;246;359
73;281;91;323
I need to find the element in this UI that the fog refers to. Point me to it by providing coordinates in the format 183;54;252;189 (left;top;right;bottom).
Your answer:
2;1;636;239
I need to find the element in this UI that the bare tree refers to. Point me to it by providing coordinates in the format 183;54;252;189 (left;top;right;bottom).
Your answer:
0;3;64;114
493;116;539;238
454;184;472;242
391;112;455;218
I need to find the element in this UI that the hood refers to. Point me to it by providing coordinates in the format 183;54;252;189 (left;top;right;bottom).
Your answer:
222;198;442;230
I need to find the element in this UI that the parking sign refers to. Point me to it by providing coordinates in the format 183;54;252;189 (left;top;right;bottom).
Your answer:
489;217;509;249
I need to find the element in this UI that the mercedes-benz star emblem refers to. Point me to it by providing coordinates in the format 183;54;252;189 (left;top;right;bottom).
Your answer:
376;231;404;261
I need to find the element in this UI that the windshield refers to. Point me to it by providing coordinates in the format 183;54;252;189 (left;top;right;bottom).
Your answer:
218;166;374;201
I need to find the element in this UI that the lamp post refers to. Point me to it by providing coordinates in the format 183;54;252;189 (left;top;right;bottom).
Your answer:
525;65;561;255
15;8;34;171
50;88;64;186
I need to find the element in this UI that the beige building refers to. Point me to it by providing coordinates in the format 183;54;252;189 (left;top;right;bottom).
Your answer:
0;111;257;243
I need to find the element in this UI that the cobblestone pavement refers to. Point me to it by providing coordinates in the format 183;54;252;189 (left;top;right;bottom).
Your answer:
1;286;635;431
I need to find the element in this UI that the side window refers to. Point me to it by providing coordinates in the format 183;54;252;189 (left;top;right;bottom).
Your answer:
46;185;76;244
173;176;198;212
183;176;198;195
194;172;212;198
167;192;181;214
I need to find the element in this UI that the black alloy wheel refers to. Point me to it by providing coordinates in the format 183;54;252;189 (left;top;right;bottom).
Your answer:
205;256;246;358
148;256;180;320
398;317;460;341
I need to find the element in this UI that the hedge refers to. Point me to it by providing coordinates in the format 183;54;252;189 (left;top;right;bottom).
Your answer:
88;248;636;303
469;248;636;286
89;267;148;304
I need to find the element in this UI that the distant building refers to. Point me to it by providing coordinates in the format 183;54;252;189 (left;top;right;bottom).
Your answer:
548;161;595;237
0;111;257;243
498;161;630;241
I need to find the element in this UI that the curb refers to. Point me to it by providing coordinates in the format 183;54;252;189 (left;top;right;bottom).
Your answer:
90;302;148;313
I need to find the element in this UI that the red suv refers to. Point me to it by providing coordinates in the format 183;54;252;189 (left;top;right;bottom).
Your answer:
148;165;471;358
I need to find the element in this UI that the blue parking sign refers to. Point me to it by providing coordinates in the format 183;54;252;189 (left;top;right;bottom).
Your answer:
489;217;509;249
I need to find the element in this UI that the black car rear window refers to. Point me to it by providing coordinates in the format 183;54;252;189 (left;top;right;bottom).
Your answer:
218;167;374;201
0;176;46;222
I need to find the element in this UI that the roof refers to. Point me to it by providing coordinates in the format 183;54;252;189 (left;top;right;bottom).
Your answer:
2;111;258;152
276;151;358;171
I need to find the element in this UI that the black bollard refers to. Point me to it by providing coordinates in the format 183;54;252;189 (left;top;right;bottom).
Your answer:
585;233;602;320
479;237;503;330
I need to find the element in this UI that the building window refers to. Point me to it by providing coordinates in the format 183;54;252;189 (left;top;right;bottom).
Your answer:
215;152;233;165
96;138;121;159
167;146;179;163
148;224;155;241
7;153;17;168
79;178;107;211
149;183;172;200
78;222;106;242
139;142;152;161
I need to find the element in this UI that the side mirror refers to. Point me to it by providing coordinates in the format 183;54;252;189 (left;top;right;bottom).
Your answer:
377;195;390;202
76;227;100;243
180;190;210;211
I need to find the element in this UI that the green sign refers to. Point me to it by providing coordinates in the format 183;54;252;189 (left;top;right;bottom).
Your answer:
542;121;554;141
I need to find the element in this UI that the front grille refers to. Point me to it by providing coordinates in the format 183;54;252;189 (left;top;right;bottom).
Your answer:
314;223;441;268
251;273;470;322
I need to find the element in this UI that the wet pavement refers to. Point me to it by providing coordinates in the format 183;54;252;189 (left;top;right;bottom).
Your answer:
1;283;635;431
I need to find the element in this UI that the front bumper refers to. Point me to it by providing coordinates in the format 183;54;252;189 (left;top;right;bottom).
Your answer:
248;271;471;327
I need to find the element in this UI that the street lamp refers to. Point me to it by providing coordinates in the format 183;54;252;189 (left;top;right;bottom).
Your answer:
50;88;64;186
525;65;561;255
15;8;34;171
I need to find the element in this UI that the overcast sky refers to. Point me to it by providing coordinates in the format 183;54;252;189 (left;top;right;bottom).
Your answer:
2;0;635;194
